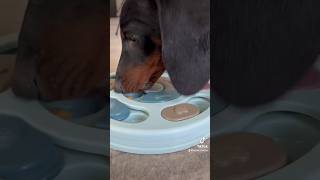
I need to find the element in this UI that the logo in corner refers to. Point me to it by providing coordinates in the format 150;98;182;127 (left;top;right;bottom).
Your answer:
188;136;209;152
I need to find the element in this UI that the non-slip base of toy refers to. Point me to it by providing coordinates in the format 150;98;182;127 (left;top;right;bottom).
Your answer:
110;73;210;154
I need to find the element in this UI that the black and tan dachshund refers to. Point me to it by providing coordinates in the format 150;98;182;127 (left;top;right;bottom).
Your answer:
114;0;210;95
12;0;107;101
117;0;320;107
13;0;320;107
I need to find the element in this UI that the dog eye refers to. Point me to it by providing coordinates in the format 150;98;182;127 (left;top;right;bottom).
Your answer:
124;33;138;42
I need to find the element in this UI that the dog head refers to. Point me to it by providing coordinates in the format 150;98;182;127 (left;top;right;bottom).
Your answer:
114;0;210;95
115;0;164;93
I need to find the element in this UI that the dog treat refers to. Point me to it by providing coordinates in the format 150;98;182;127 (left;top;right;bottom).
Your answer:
213;132;287;180
124;92;144;99
50;109;73;120
161;103;200;121
127;78;180;103
110;98;130;121
145;82;164;93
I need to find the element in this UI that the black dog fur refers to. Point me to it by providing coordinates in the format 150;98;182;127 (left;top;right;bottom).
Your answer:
213;0;320;106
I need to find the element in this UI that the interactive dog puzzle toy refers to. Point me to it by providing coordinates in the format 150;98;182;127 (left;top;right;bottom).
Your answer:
0;52;108;179
110;73;210;154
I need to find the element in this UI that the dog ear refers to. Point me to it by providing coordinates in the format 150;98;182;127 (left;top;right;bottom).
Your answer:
156;0;210;95
213;0;320;106
12;1;40;99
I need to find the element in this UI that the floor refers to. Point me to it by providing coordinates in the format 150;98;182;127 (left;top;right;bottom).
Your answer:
110;18;121;73
109;17;210;180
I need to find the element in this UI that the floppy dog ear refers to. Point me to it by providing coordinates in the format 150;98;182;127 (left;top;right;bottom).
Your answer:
213;0;320;106
156;0;210;95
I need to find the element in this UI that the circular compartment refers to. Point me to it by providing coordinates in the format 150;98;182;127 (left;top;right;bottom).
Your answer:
244;111;320;162
213;132;287;180
125;77;180;103
0;115;64;180
110;98;130;120
161;103;200;121
121;109;148;123
161;97;210;122
42;96;105;118
110;98;148;123
42;96;106;129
